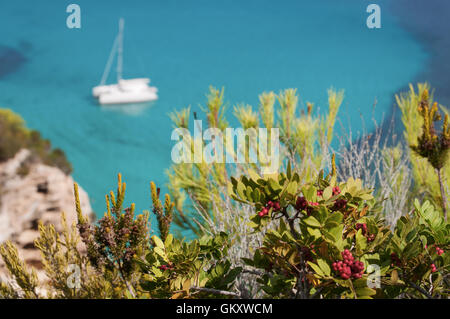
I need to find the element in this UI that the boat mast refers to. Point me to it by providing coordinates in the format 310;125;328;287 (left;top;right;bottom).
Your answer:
99;35;118;85
117;18;124;82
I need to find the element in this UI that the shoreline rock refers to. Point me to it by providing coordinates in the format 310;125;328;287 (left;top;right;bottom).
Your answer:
0;149;94;281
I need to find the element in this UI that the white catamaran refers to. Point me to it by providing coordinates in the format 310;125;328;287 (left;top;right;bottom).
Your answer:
92;18;158;105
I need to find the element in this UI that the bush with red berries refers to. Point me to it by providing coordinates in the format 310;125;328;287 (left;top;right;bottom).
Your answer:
0;168;448;299
230;163;449;299
332;250;365;280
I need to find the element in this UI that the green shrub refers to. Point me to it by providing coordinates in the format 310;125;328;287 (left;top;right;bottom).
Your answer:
0;85;448;299
0;170;447;299
0;109;72;174
229;161;448;298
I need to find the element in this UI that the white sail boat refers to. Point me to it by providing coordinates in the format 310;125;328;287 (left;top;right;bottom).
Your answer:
92;18;158;105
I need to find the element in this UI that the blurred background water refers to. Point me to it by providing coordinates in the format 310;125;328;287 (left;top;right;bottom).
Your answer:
0;0;447;230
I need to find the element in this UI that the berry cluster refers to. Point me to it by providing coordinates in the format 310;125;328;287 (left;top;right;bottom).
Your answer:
390;252;402;267
295;196;308;210
258;200;281;217
298;186;344;214
332;249;365;279
332;186;341;196
331;198;347;211
430;263;437;273
355;223;375;242
159;264;174;271
316;186;340;197
295;197;319;215
355;223;367;234
434;245;445;256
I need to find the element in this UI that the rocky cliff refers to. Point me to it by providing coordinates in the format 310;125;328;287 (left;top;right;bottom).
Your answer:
0;149;94;281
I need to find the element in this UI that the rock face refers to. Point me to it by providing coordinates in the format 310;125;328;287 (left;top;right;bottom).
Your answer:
0;149;94;280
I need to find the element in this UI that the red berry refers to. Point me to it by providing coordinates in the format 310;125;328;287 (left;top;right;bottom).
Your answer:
332;199;347;211
295;197;308;210
434;246;444;256
334;250;365;280
332;186;341;196
273;202;281;211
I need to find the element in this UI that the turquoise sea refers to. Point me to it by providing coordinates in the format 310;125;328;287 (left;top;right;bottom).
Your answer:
0;1;447;231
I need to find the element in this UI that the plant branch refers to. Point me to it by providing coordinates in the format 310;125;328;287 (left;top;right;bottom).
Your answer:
190;286;241;297
437;168;448;221
407;281;433;299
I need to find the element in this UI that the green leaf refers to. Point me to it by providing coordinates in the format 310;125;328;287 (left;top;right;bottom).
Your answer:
286;161;292;180
237;181;247;200
165;234;173;247
317;258;331;276
355;287;376;297
227;181;234;196
326;212;343;225
307;227;322;239
359;193;373;200
153;247;166;259
152;235;164;249
248;169;261;182
303;186;315;201
323;186;333;201
307;262;325;277
405;230;417;242
246;186;253;202
303;216;321;228
253;188;261;203
268;178;281;192
328;224;344;242
356;229;367;251
287;181;298;197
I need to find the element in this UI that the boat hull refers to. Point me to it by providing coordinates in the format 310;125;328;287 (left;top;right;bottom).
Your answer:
98;90;158;105
93;78;158;105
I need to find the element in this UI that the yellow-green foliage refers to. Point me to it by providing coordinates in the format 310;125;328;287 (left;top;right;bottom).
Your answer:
0;175;240;299
168;87;343;235
150;181;175;241
396;84;450;212
32;213;122;298
75;174;150;300
0;241;39;298
0;108;72;174
234;104;259;130
139;232;240;299
0;175;154;299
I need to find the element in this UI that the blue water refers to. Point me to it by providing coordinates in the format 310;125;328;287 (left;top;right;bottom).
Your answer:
0;1;430;232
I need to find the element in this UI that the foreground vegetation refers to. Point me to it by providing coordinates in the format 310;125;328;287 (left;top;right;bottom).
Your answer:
0;84;448;298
